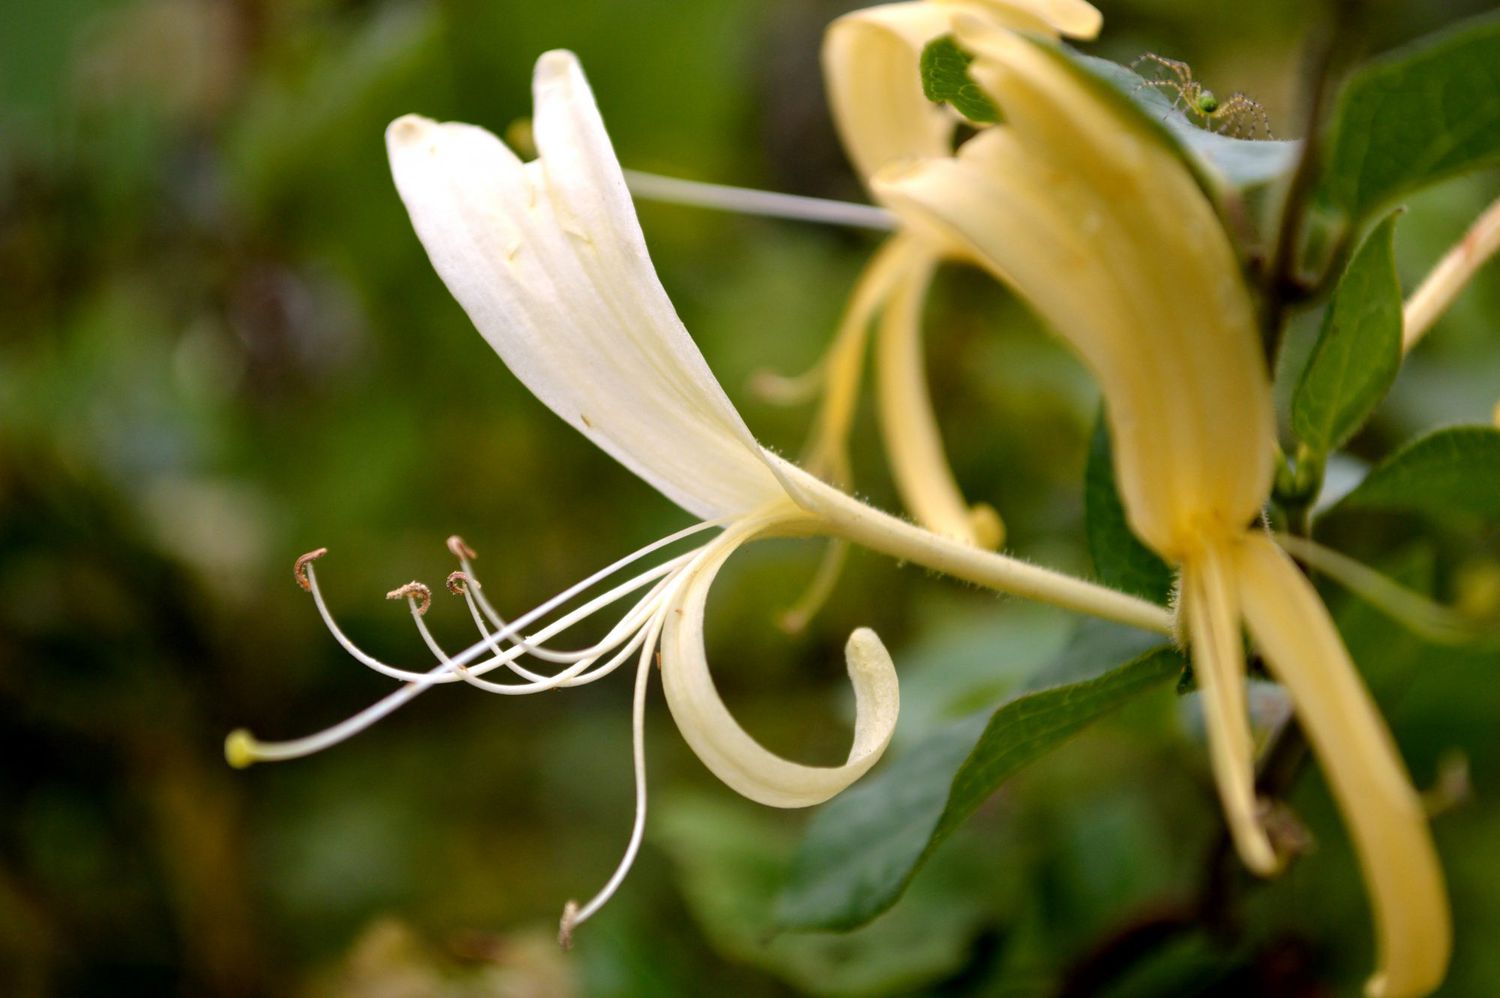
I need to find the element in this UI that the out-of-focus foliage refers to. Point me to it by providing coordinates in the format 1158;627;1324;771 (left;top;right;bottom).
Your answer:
2;0;1499;995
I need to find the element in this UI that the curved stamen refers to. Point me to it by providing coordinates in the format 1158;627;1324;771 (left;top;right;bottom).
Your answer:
454;567;680;684
560;601;672;946
412;577;669;694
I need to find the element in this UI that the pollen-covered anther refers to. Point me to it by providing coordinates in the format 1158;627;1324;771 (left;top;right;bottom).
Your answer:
386;581;433;616
447;535;478;561
558;900;579;950
446;570;472;596
294;548;329;592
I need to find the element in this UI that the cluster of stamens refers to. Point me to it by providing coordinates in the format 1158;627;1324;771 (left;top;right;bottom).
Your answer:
227;521;727;944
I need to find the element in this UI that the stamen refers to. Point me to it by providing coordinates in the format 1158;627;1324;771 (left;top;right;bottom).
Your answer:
446;571;470;595
294;548;328;591
386;581;432;616
557;604;668;943
621;168;895;232
233;524;725;763
447;534;478;561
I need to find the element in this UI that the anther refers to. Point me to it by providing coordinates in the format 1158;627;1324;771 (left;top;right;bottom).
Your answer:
448;535;478;561
446;571;472;596
386;581;433;616
294;548;329;592
558;900;579;950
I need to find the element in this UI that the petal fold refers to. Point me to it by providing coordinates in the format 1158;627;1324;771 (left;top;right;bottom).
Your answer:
386;51;786;520
1237;534;1449;998
660;516;900;808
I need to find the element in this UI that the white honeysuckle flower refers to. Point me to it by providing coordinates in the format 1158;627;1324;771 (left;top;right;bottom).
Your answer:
226;48;1171;944
876;23;1448;997
761;0;1102;553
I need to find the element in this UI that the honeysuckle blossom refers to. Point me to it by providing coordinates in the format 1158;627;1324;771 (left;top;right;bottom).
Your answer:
763;0;1100;551
226;49;1171;942
875;23;1448;997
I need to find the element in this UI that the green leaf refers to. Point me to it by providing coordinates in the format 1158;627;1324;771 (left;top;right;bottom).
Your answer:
1085;415;1176;603
1072;53;1299;193
1337;425;1500;519
920;35;1001;124
776;636;1182;930
1291;212;1404;454
1317;11;1500;220
657;796;988;995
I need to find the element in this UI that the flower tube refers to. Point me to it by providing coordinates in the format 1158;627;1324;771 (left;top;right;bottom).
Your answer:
876;24;1448;996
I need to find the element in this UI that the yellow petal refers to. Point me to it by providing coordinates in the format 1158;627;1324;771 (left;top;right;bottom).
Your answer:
1237;534;1449;998
1182;541;1276;875
876;246;1003;548
823;2;968;182
877;28;1274;559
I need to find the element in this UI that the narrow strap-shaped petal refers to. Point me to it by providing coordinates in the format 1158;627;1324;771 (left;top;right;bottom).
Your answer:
823;0;1100;185
823;2;970;183
659;512;900;808
1237;534;1449;998
387;52;786;521
876;246;1002;548
801;235;916;484
1182;543;1276;875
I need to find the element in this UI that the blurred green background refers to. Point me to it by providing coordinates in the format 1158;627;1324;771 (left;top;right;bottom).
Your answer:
2;0;1498;994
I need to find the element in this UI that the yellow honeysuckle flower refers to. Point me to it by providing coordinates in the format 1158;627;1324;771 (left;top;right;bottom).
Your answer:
773;0;1100;551
875;24;1449;998
226;50;1171;943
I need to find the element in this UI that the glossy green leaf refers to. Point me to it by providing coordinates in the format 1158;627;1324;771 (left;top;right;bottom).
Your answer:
1317;11;1500;220
776;635;1182;930
1292;212;1403;454
1085;415;1176;603
920;35;1001;124
1337;425;1500;519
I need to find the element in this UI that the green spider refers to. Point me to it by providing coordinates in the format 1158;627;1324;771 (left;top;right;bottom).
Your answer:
1131;53;1274;139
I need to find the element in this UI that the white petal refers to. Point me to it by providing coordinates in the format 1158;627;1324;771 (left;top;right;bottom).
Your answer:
386;51;786;520
660;517;899;808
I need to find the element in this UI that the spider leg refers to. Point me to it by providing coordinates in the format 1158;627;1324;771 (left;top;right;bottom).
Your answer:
1214;93;1274;139
1131;52;1194;86
1135;77;1191;113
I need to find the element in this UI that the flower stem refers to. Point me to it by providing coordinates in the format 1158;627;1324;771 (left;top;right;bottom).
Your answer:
777;459;1175;636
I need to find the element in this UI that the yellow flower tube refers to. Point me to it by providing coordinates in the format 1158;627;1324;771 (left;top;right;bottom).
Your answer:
875;23;1448;997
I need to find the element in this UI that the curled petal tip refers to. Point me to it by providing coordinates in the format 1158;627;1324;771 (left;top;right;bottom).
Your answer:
224;729;258;769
